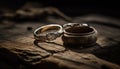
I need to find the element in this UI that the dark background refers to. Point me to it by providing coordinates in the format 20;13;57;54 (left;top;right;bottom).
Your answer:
0;0;120;17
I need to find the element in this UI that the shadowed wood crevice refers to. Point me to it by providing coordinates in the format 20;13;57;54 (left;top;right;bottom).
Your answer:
34;40;67;54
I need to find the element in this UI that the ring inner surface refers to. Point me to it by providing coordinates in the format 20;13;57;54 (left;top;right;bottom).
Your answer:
36;26;60;35
65;26;94;34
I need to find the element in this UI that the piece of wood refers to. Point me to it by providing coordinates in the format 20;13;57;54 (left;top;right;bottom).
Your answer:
0;15;120;69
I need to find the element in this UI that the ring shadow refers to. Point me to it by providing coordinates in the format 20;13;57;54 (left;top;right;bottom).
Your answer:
34;40;65;54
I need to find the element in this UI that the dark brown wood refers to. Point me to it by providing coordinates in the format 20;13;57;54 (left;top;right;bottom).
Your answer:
0;4;120;69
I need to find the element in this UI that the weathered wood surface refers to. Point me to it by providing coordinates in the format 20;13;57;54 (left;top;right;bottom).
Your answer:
0;2;120;69
0;14;120;69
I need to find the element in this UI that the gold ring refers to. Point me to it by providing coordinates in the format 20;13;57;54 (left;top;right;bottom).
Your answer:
34;24;63;42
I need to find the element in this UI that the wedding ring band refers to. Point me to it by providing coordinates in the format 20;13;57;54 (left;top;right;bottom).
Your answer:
62;23;98;47
34;24;63;42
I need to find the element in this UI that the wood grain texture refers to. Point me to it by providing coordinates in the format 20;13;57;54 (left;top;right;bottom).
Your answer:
0;14;120;69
